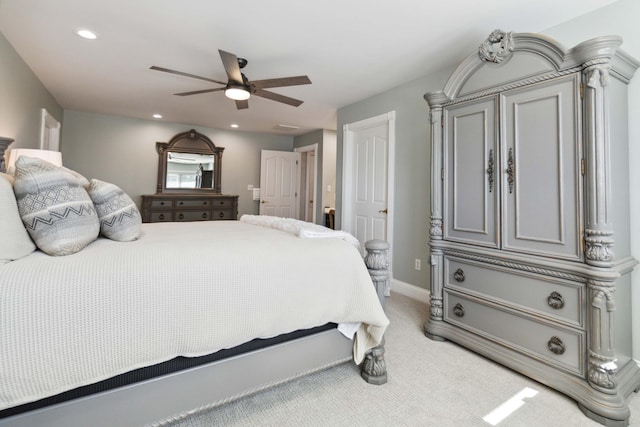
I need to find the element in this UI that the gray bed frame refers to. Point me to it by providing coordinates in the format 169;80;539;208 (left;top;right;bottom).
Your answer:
0;141;389;427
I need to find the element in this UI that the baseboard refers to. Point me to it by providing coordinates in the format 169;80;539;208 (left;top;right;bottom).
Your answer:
390;279;430;302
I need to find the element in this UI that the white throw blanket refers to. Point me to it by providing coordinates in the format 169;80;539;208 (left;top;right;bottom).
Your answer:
0;221;388;410
240;214;361;249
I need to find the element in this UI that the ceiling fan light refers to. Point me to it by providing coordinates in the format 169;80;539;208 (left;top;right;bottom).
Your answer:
225;87;250;101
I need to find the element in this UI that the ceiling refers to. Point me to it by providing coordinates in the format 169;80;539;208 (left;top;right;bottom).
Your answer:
0;0;620;136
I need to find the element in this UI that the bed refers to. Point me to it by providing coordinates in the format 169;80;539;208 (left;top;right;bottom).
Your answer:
0;146;390;427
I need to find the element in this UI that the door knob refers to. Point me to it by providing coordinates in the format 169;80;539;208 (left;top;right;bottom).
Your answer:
261;200;267;204
378;209;388;214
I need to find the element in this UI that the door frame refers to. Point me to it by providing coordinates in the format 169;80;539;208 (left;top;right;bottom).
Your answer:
294;144;318;223
342;111;395;282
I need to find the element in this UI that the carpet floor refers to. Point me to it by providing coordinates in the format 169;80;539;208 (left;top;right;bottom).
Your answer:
169;292;640;427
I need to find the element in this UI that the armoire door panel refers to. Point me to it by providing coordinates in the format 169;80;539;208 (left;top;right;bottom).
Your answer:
444;97;499;248
501;75;582;261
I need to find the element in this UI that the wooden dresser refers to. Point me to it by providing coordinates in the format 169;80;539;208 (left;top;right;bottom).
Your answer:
424;31;640;426
141;194;238;223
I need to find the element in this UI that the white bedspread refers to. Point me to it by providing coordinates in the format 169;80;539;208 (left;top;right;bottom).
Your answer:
0;221;388;410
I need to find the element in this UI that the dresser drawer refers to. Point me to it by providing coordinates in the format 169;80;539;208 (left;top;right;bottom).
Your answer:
213;198;233;208
150;212;173;222
445;257;584;328
175;210;211;222
212;209;234;220
175;199;211;208
150;199;173;208
445;291;584;376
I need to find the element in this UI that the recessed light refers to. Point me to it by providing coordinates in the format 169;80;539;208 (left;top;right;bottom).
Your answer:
75;29;98;40
152;114;163;119
230;124;239;128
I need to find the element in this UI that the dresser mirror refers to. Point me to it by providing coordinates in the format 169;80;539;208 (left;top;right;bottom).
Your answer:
156;129;224;193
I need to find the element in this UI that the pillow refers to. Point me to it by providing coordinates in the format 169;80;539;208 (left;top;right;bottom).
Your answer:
62;166;91;189
88;179;141;241
0;172;36;264
13;156;99;256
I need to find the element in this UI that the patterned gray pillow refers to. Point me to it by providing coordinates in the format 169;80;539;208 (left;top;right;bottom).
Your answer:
13;156;99;256
88;179;141;241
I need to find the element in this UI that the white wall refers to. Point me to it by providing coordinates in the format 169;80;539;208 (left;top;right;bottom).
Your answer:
541;0;640;364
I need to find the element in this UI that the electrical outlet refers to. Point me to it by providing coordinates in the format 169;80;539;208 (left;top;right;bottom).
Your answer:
415;259;421;271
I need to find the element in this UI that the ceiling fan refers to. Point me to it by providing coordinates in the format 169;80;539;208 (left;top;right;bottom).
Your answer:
150;49;311;110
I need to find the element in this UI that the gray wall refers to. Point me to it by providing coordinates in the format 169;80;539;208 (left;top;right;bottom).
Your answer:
61;110;294;217
0;32;62;152
336;68;451;290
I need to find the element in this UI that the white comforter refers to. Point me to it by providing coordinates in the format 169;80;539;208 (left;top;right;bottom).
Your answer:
0;220;388;410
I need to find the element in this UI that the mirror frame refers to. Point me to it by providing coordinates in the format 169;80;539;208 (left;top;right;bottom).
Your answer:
156;129;224;194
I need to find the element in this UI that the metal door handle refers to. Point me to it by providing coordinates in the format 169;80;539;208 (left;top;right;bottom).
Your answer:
378;209;388;214
507;147;515;194
261;200;267;204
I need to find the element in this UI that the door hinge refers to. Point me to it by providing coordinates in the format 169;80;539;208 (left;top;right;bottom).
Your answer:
441;168;444;180
580;82;584;99
581;158;585;176
296;160;299;165
441;112;444;128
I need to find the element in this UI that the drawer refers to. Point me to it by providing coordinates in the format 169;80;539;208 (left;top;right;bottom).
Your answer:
175;210;211;221
445;257;584;328
175;199;211;208
445;290;584;376
212;209;234;220
214;198;235;207
150;211;172;222
150;199;173;208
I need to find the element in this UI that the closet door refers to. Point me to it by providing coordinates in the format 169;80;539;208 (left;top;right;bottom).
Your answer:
501;74;582;261
444;96;499;248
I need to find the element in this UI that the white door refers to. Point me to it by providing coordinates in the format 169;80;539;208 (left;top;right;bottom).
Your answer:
259;150;301;217
343;112;395;263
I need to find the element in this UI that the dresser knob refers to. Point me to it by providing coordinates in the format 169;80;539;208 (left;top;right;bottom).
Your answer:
219;212;225;218
179;201;184;205
178;213;184;220
453;268;465;282
547;291;565;309
453;303;465;317
547;336;565;355
158;214;165;220
202;213;208;219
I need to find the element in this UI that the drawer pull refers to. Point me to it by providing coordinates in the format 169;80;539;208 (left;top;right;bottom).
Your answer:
179;201;184;206
202;213;208;219
547;336;565;355
158;214;165;220
453;303;465;317
178;213;184;220
453;268;465;282
219;212;225;218
160;201;165;206
547;291;565;309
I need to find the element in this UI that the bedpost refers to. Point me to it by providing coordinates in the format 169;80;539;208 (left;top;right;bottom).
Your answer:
362;239;389;385
0;137;14;173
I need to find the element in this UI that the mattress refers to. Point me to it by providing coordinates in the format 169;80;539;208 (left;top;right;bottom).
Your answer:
0;220;388;410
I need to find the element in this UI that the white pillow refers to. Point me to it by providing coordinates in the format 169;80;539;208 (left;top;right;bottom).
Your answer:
13;156;99;256
0;172;36;264
88;179;141;241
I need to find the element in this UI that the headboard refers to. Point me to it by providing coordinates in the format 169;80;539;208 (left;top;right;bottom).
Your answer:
0;138;13;173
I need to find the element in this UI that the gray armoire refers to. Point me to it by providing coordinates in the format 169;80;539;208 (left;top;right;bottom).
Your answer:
424;30;640;426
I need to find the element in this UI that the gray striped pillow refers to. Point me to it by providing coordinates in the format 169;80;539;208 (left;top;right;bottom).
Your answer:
13;156;99;256
88;179;141;241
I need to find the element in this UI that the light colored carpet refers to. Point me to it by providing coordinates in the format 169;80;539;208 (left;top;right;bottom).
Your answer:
170;292;640;427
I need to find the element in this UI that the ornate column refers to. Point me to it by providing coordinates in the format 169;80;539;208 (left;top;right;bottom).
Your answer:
583;63;615;267
587;279;618;393
361;239;389;385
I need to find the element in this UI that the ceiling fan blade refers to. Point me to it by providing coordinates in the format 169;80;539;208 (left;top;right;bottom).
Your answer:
150;66;226;85
218;50;243;84
253;89;304;107
251;76;311;89
174;87;226;96
235;99;249;110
